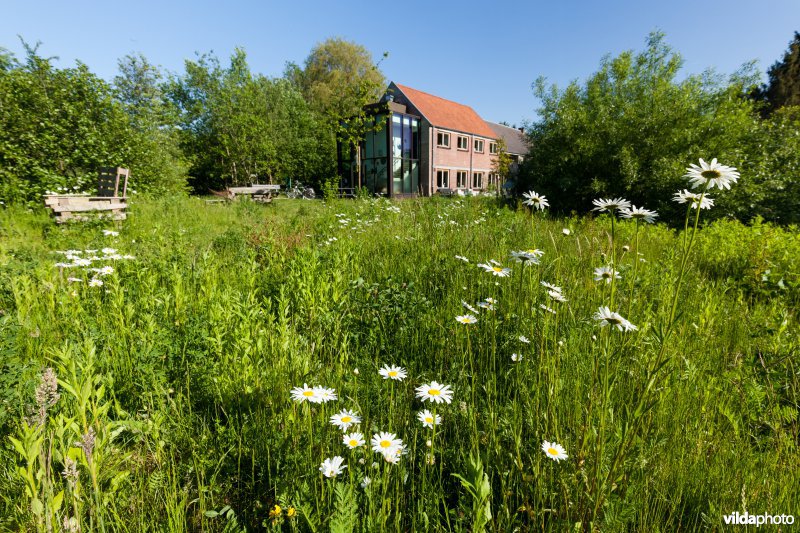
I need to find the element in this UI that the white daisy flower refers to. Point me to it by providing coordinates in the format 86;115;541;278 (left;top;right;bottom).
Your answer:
592;198;631;213
360;476;371;489
314;386;337;403
542;441;568;462
330;409;361;430
511;353;522;362
342;432;365;449
417;409;441;429
593;306;637;332
96;266;114;276
478;299;495;310
290;383;319;403
477;262;511;277
455;314;478;325
562;228;571;235
88;278;103;288
415;381;454;404
461;300;479;314
319;456;347;478
539;304;556;315
74;258;92;267
455;255;469;262
101;248;117;255
540;281;562;293
510;250;541;265
67;277;83;283
672;189;714;210
593;266;621;284
378;365;407;381
684;158;740;190
371;432;403;456
522;191;549;210
548;290;567;303
102;230;119;237
619;205;658;224
519;335;530;344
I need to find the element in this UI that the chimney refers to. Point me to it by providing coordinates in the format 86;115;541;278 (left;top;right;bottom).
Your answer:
518;127;524;133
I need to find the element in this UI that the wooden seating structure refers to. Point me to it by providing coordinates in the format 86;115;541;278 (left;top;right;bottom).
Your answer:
44;167;129;223
226;184;281;203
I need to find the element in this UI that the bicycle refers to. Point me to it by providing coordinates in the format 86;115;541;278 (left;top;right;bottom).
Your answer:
285;183;316;199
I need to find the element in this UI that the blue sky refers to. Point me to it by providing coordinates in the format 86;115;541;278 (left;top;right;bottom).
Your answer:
2;0;798;125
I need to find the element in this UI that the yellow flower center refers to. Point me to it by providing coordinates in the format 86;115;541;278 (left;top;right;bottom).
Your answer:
302;390;314;397
425;417;433;423
428;389;441;396
547;447;558;456
341;416;351;423
380;440;392;448
701;169;720;180
388;371;397;377
492;267;503;272
349;439;358;447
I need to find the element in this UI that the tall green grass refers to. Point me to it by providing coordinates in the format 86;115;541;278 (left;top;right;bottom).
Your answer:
0;196;797;531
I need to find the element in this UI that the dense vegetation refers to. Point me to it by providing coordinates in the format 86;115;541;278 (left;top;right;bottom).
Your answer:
0;195;798;531
518;33;800;225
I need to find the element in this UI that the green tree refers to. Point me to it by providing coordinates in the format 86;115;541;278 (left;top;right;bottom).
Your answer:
519;32;763;223
168;48;332;191
752;32;800;115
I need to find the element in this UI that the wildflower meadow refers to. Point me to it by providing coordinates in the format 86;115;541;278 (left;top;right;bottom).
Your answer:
0;161;799;531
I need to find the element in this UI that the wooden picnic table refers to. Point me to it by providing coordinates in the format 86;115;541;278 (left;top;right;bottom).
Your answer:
227;185;281;202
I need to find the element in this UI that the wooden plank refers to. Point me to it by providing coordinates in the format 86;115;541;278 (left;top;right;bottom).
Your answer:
51;203;127;213
228;185;281;194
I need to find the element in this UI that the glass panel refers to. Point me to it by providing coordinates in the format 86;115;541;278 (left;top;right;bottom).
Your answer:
392;115;402;158
375;159;388;195
374;118;387;158
411;120;419;159
403;159;411;193
411;161;418;194
364;160;375;193
402;117;412;159
392;157;402;194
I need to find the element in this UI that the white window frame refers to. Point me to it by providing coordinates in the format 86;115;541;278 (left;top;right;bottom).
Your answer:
456;170;468;188
472;172;483;189
436;169;450;189
489;142;498;154
474;139;484;153
437;131;450;148
457;135;469;151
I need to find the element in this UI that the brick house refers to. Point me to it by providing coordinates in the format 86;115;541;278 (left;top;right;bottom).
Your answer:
338;82;510;197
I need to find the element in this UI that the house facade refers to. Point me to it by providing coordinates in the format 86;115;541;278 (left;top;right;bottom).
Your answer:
338;82;512;197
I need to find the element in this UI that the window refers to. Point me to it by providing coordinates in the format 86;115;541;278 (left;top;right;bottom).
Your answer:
457;136;468;150
472;172;483;189
436;170;450;188
488;173;501;187
437;131;450;148
489;142;498;154
474;139;484;153
456;171;468;188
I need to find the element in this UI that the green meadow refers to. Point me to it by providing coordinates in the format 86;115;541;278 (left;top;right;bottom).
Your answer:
1;196;798;531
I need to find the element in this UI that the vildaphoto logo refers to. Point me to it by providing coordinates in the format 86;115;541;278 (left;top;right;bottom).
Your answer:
723;511;795;527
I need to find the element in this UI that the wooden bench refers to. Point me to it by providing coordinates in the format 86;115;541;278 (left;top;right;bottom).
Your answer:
226;184;281;203
44;167;129;223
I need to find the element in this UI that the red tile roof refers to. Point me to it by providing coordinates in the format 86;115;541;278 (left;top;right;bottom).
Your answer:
393;83;497;139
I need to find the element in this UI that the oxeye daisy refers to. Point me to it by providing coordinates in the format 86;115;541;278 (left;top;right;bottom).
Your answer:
342;432;365;449
522;190;549;210
461;300;479;314
511;353;522;362
417;409;441;429
684;158;740;190
619;205;658;224
592;198;631;213
455;314;478;325
673;189;714;210
478;262;511;277
415;381;454;404
510;250;541;265
314;387;338;403
548;290;567;303
593;306;637;332
378;365;407;381
102;230;119;237
593;266;621;284
540;281;562;293
519;335;530;344
88;278;103;288
319;456;347;478
542;440;568;462
562;228;571;235
330;409;361;430
455;255;469;262
371;432;403;456
290;383;319;403
478;298;496;310
101;248;117;255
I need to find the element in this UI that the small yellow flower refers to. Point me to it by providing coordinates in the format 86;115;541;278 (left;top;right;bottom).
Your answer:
286;506;296;518
268;504;282;518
